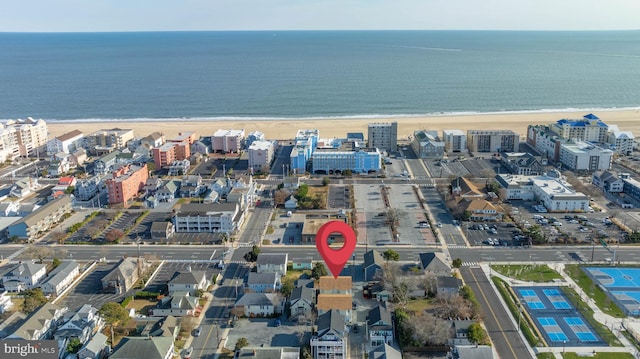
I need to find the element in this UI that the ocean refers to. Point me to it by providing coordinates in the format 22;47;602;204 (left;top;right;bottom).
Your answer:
1;30;639;122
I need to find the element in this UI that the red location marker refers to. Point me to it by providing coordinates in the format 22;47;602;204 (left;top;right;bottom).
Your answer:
316;220;357;278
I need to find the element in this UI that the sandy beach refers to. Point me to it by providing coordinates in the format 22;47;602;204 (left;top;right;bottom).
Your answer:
46;109;640;141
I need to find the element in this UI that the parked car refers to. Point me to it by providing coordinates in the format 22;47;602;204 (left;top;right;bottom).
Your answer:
194;327;201;337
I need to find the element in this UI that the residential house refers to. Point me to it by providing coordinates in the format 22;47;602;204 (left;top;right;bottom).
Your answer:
7;196;73;241
0;290;13;313
245;130;265;147
109;336;174;359
101;257;145;295
592;170;625;193
40;260;80;296
1;261;47;292
235;347;300;359
190;139;211;156
246;272;281;293
289;286;315;318
167;159;190;176
10;177;38;198
412;130;445;159
55;304;104;351
369;344;402;359
150;315;180;339
437;276;463;296
363;250;384;281
447;344;494;359
141;132;165;149
292;258;313;270
500;152;544;176
150;292;199;317
156;180;180;202
179;175;206;198
419;252;451;276
48;153;71;176
367;305;394;347
143;177;164;196
93;150;121;175
256;253;288;275
0;201;19;217
6;302;67;340
311;309;348;359
75;176;102;201
70;148;88;168
316;276;352;322
173;202;244;233
150;221;174;241
450;320;474;345
167;271;208;296
233;293;281;317
77;332;108;359
284;196;298;210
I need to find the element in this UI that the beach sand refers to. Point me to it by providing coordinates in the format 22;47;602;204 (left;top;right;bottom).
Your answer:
46;109;640;140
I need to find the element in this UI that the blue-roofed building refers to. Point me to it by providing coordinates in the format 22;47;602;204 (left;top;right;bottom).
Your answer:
550;114;609;143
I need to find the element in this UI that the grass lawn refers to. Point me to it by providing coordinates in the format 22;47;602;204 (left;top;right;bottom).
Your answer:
562;352;635;359
404;298;432;314
491;264;562;282
536;353;556;359
563;265;626;318
125;299;155;316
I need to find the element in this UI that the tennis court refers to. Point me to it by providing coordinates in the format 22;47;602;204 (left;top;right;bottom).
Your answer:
516;286;606;347
519;289;545;310
585;267;640;316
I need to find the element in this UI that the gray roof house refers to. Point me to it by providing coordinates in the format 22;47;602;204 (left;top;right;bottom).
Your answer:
363;250;384;281
40;260;80;296
156;180;180;202
289;286;315;317
101;257;144;295
311;309;347;359
55;304;104;350
256;253;288;275
369;344;403;359
449;344;495;359
150;292;199;317
246;272;281;293
167;271;208;296
109;336;175;359
7;195;73;241
235;347;300;359
367;305;394;347
437;276;463;296
77;332;108;359
234;293;281;317
5;302;68;340
1;261;47;293
419;252;451;276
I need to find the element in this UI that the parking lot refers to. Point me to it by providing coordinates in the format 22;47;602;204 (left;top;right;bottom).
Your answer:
327;185;351;209
127;211;172;241
57;261;132;312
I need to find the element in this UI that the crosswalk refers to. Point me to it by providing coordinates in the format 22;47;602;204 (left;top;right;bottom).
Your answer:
445;244;469;249
461;262;481;267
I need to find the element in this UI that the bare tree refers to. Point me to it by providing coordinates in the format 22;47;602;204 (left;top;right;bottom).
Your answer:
408;312;451;346
105;229;124;242
423;272;438;297
49;230;67;244
23;246;54;264
180;315;197;335
434;292;474;319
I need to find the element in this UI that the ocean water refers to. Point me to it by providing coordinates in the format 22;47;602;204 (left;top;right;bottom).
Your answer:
0;30;639;122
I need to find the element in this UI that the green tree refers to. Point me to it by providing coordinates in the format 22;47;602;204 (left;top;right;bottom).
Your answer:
99;302;130;326
467;322;489;344
21;288;48;314
64;185;75;194
146;161;156;173
322;177;330;186
296;184;309;200
52;257;61;269
280;278;294;297
382;249;400;261
66;338;82;354
452;258;463;268
235;337;249;351
343;169;353;177
311;262;328;279
486;179;500;193
243;245;261;262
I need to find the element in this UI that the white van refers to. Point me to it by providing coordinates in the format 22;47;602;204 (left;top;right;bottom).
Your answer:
533;215;543;220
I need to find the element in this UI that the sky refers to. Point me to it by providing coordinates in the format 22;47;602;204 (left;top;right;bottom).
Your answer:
2;0;639;32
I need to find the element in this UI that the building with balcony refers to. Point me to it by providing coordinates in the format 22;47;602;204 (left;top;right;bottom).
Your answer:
592;170;625;193
290;129;319;173
500;152;544;176
7;195;73;241
311;146;381;175
549;114;609;143
368;122;397;152
467;130;519;153
559;141;613;172
5;118;49;157
248;140;275;174
443;129;467;153
106;164;149;208
1;261;47;292
412;130;445;159
46;129;84;156
311;309;348;359
85;128;134;155
212;129;245;153
526;125;566;163
607;126;635;155
367;305;394;348
40;260;80;296
174;202;244;233
5;303;67;341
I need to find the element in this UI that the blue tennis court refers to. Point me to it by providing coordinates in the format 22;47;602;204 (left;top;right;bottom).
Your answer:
519;289;545;310
543;288;571;309
565;317;598;342
538;317;568;342
585;267;640;316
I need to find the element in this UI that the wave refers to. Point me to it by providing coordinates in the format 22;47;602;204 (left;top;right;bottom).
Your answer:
5;106;640;124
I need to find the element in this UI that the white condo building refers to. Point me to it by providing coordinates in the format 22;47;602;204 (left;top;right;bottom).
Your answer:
467;130;519;153
0;118;48;159
173;202;244;233
46;130;84;156
442;129;467;153
212;129;245;153
248;140;275;173
559;141;613;172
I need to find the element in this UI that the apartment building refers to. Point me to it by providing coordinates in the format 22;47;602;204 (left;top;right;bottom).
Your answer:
311;309;348;359
549;114;609;143
173;202;244;233
311;147;381;174
106;164;149;207
290;129;319;173
85;128;134;154
152;143;178;169
608;127;635;155
559;141;613;172
212;129;245;153
7;195;73;241
368;122;397;152
46;129;84;156
467;129;519;153
40;260;80;296
526;125;567;163
443;129;467;153
412;130;445;159
0;118;48;158
248;140;275;173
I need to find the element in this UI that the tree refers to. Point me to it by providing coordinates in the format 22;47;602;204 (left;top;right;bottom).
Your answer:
311;262;328;279
452;258;463;268
322;177;330;186
408;312;451;346
485;178;500;193
243;245;261;262
21;288;48;314
64;185;75;194
66;338;82;354
52;257;61;269
100;302;130;326
23;246;53;264
50;230;67;244
295;184;309;200
280;277;294;297
235;337;249;351
105;228;124;242
382;249;400;261
467;322;489;345
343;169;353;177
180;316;197;335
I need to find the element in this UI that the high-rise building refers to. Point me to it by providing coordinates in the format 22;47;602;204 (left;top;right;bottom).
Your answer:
368;122;397;152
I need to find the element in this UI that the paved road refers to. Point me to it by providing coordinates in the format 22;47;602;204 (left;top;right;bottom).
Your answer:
459;266;532;359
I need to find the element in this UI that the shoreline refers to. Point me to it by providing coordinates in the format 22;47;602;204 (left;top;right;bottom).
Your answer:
45;108;640;140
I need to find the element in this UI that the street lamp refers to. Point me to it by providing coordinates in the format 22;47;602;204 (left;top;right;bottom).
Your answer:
563;340;566;353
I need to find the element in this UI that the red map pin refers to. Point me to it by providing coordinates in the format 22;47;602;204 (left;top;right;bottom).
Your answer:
316;220;357;278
